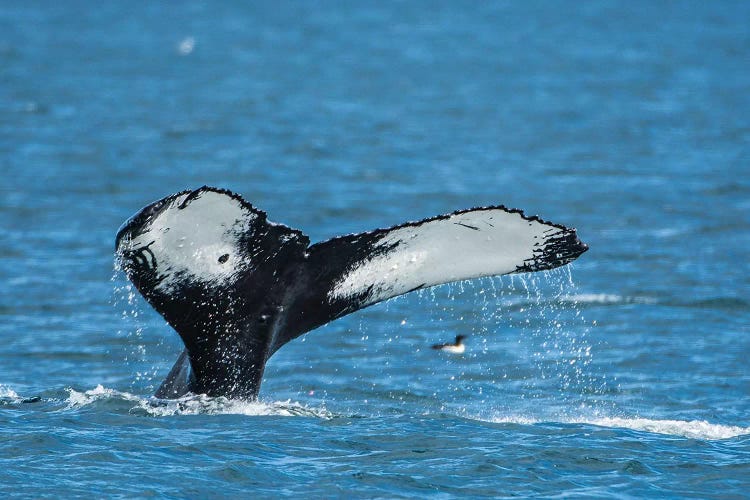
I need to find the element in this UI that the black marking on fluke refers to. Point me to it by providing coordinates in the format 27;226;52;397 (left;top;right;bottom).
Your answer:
115;186;588;400
514;229;585;273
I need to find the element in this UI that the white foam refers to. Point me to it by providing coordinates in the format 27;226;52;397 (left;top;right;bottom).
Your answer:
0;385;19;399
66;384;141;408
65;385;331;418
559;293;657;305
575;417;750;440
488;414;750;440
141;396;332;418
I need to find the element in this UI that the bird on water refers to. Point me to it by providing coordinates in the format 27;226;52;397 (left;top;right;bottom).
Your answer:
431;335;467;354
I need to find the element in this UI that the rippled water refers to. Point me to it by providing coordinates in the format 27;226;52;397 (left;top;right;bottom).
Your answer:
2;2;749;497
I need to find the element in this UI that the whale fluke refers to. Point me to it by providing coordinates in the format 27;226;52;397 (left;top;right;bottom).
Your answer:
115;187;587;399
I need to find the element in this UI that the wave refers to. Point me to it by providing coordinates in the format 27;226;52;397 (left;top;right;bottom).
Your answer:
0;384;42;404
557;293;657;305
546;293;746;311
0;385;20;401
484;292;657;309
7;384;748;440
574;416;750;440
489;414;750;440
66;385;333;418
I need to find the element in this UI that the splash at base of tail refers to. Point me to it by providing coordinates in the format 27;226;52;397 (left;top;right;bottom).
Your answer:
115;187;587;399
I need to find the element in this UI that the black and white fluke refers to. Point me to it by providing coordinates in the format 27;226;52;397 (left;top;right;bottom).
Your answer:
115;186;588;399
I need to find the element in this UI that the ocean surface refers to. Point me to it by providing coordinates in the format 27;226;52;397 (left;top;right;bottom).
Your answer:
2;2;749;498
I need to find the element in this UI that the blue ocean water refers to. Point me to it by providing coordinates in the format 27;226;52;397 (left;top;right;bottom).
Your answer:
1;1;749;497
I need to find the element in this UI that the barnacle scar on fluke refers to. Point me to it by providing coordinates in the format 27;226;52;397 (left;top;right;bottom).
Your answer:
115;186;588;399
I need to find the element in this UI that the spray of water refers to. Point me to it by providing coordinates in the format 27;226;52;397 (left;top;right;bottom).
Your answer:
110;263;162;392
389;265;620;421
512;267;617;419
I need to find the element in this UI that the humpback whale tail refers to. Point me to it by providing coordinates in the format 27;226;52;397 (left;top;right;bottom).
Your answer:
115;187;587;399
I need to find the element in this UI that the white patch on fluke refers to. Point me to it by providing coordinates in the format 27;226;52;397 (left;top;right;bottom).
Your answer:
330;208;565;303
126;191;256;292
